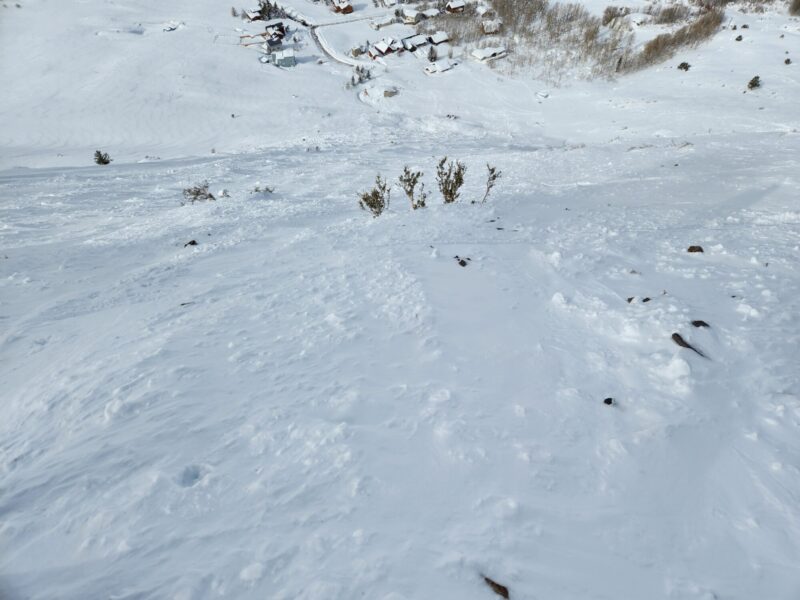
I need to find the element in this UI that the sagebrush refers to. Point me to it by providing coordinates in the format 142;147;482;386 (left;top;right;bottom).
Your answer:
94;150;112;165
359;175;390;217
182;182;216;204
398;166;427;210
436;157;467;204
479;164;502;203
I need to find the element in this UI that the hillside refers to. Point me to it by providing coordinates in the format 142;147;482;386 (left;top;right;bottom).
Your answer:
1;1;799;599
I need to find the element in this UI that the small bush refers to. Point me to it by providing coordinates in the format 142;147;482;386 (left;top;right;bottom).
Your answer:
735;34;743;41
94;150;112;165
253;183;274;194
436;157;466;204
649;4;691;24
791;0;800;15
602;5;630;26
182;182;216;204
747;75;761;89
398;166;427;209
478;163;502;203
678;61;691;70
786;58;792;65
358;175;390;217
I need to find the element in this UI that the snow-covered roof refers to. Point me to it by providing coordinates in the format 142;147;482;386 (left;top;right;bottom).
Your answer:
428;31;450;45
482;19;502;33
373;41;391;54
403;34;428;47
370;14;395;27
422;8;440;17
424;59;454;74
446;0;466;8
402;8;418;17
471;46;506;61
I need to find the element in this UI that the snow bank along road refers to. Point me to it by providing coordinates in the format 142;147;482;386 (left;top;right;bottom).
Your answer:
2;128;800;599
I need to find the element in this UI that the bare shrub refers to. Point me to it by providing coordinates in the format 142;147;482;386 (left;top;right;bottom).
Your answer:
253;182;274;194
645;4;692;24
417;12;483;45
182;182;216;204
478;164;501;203
436;157;466;204
398;166;427;209
791;0;800;15
602;5;630;26
624;8;723;71
358;175;390;217
490;0;635;79
747;75;761;89
94;150;112;165
690;0;731;7
678;61;691;70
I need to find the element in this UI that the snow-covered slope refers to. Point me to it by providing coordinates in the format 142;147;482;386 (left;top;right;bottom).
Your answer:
1;1;800;599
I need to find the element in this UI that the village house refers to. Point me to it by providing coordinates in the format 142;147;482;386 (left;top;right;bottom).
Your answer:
402;8;421;25
370;14;396;29
332;0;354;14
401;34;428;52
424;59;454;74
481;19;502;34
471;45;507;62
264;35;283;50
272;48;296;67
368;37;403;59
368;40;391;59
421;7;440;18
265;20;286;38
428;31;450;45
445;0;466;13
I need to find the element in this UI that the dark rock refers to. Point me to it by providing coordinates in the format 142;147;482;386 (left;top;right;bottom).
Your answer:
735;34;743;41
184;240;198;247
691;320;710;328
672;333;707;358
687;245;704;253
483;576;510;599
604;397;614;406
642;297;651;303
627;297;634;303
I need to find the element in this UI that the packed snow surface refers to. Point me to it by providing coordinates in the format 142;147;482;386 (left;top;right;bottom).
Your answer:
1;1;800;599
